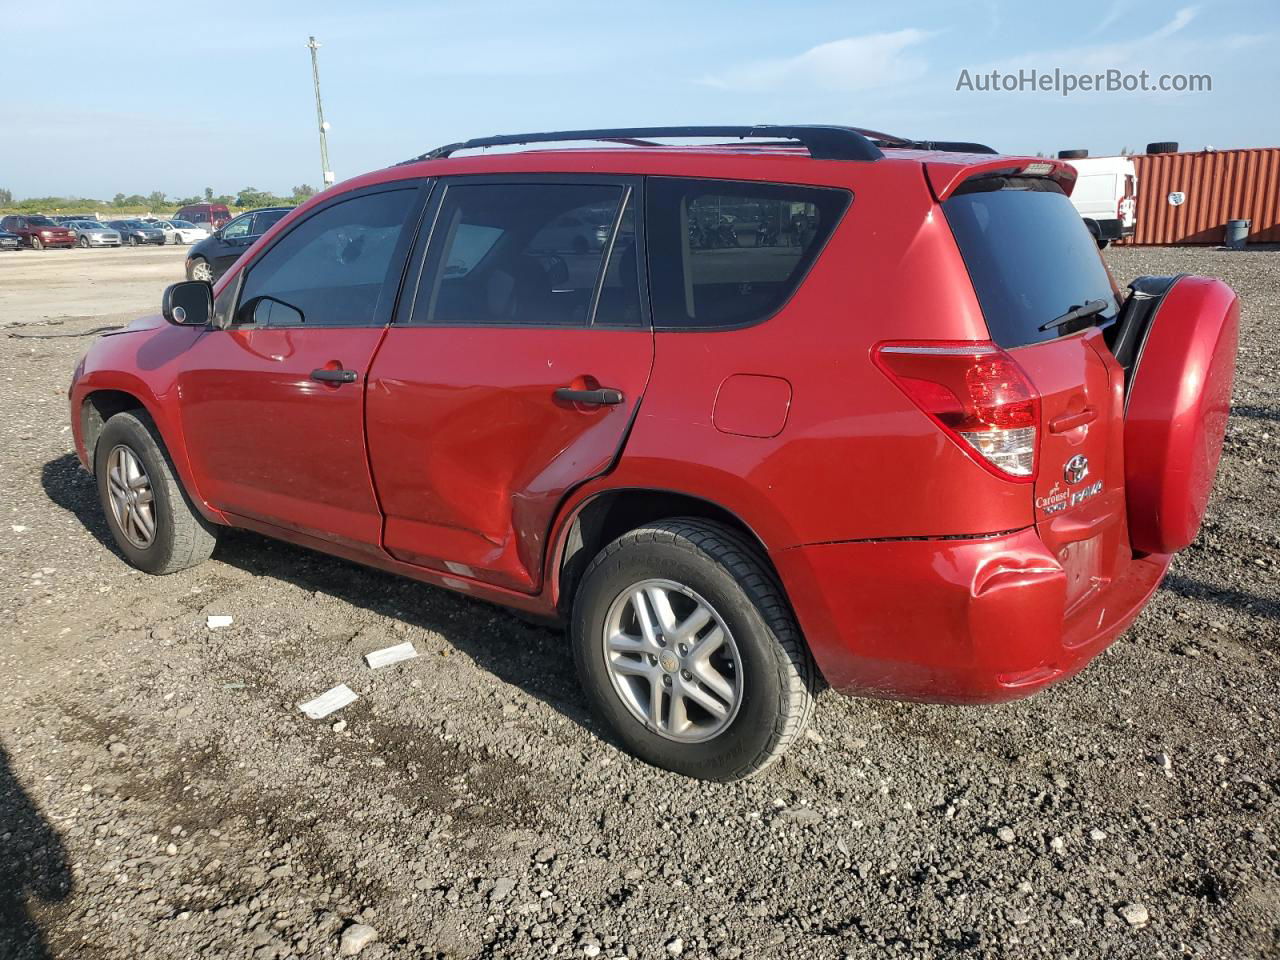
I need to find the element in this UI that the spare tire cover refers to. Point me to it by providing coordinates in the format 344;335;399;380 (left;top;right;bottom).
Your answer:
1125;275;1239;554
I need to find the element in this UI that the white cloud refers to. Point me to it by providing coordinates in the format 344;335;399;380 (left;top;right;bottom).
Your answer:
701;30;934;93
1092;0;1131;35
977;6;1199;73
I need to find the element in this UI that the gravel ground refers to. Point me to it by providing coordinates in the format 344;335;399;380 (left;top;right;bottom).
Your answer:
0;245;1276;960
0;245;187;329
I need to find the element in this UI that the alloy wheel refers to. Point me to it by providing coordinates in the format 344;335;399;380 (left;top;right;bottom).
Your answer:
601;578;743;743
106;444;157;549
190;259;212;282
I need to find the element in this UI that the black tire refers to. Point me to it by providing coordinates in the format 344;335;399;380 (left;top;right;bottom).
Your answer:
31;236;43;250
1146;141;1179;154
95;410;218;575
186;256;211;282
570;518;816;781
78;236;89;248
1057;148;1089;159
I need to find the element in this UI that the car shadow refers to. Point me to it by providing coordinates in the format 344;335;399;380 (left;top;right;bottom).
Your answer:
0;743;72;959
213;527;595;726
1162;572;1280;622
41;453;120;557
39;453;596;734
1231;404;1280;423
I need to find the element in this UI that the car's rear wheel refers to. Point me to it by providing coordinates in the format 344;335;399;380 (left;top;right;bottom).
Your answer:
95;410;219;575
78;236;89;248
31;236;43;250
187;256;212;282
571;518;816;781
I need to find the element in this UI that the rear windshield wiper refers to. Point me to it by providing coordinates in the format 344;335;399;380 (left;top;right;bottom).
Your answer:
1040;298;1110;331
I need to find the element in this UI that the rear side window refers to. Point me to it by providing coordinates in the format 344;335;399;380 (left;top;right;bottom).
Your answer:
646;177;848;330
411;182;638;327
943;178;1119;348
253;209;287;235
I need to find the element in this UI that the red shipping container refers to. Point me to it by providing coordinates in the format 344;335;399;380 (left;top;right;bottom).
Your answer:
1128;148;1280;245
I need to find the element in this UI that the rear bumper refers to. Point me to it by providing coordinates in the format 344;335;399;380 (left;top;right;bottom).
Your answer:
775;528;1171;704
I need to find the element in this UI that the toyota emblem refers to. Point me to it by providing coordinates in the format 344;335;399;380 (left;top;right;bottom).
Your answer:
1064;454;1089;485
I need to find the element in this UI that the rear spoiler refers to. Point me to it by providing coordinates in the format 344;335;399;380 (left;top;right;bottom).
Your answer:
923;156;1078;201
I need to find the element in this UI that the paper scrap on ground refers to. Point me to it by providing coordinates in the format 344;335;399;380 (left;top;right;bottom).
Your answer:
364;642;419;669
299;684;358;719
206;615;233;629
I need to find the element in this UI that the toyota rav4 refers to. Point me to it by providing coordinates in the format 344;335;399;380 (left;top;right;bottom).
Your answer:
68;126;1239;780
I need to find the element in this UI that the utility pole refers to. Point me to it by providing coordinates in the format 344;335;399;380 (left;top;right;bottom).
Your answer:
306;36;334;187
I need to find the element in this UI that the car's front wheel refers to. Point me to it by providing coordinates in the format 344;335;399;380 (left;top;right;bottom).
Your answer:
186;256;212;282
78;236;89;248
95;410;219;574
31;236;43;250
571;519;816;781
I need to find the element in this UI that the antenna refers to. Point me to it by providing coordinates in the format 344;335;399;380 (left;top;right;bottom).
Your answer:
306;36;334;186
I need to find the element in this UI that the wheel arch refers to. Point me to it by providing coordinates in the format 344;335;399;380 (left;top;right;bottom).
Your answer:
551;487;785;617
80;388;149;473
76;380;226;526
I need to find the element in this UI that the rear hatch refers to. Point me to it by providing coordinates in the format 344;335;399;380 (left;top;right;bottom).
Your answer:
942;174;1129;610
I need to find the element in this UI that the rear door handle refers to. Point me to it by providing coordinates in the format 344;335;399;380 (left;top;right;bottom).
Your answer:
554;386;624;406
311;368;358;383
1049;406;1097;433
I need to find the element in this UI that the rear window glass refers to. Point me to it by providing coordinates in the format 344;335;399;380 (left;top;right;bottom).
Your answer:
646;178;848;329
943;178;1119;348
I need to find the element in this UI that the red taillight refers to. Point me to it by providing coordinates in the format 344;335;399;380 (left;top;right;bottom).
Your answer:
873;341;1040;482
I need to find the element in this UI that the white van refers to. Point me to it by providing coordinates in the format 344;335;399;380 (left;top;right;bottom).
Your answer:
1061;154;1138;247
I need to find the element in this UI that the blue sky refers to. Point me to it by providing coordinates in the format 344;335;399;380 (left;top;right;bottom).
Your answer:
4;0;1278;199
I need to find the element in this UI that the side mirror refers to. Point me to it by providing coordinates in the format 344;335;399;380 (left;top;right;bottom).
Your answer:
162;281;213;326
248;296;305;326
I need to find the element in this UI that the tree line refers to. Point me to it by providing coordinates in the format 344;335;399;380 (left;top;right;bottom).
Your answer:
0;185;317;215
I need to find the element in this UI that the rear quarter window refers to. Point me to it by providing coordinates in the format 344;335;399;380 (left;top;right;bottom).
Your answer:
646;177;849;330
943;178;1120;348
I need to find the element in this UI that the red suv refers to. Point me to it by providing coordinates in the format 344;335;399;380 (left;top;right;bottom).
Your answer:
68;126;1238;780
1;214;76;249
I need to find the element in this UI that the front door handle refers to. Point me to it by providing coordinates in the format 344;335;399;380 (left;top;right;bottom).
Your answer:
554;386;624;406
311;368;358;383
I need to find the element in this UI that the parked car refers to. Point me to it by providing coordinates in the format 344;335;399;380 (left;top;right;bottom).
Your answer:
66;220;122;248
1060;152;1138;248
150;219;210;245
0;214;76;249
0;228;20;251
173;202;232;232
106;220;166;246
68;125;1239;781
184;207;290;281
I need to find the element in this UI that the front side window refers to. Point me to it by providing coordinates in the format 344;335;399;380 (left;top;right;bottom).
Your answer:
235;188;417;327
411;182;635;327
646;178;849;329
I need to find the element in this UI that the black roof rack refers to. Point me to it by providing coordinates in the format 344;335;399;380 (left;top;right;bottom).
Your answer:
409;125;886;163
849;129;998;154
